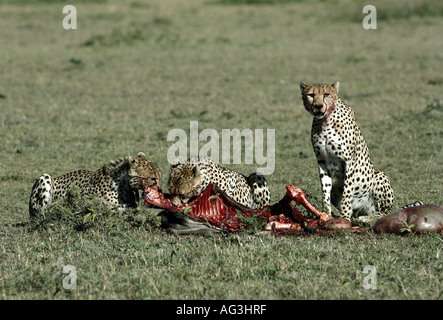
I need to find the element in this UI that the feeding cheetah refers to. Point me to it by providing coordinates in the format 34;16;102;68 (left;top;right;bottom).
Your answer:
167;158;270;210
29;152;161;220
300;81;394;222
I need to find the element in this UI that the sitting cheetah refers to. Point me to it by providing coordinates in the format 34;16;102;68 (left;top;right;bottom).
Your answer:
167;158;270;210
29;152;161;220
300;81;394;221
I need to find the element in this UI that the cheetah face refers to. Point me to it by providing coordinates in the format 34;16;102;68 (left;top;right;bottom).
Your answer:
300;81;339;119
128;152;162;191
168;162;204;206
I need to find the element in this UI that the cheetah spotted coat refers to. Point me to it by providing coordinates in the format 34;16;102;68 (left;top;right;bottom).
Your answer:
167;158;270;210
29;152;161;219
300;81;394;220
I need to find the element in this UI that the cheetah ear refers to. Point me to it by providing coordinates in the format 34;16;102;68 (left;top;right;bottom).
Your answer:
137;152;146;158
128;156;135;163
300;81;309;93
331;81;340;93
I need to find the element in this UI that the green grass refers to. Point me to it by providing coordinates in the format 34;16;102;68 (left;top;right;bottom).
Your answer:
0;0;442;300
212;0;316;5
339;0;443;22
0;0;107;4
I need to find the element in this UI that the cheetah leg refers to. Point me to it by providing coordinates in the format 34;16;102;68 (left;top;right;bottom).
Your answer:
373;170;394;216
29;174;54;220
317;164;332;215
339;177;354;221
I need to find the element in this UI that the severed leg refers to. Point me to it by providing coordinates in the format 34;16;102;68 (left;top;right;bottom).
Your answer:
285;185;333;221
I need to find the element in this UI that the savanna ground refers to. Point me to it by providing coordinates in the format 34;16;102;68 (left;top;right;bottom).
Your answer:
0;0;442;301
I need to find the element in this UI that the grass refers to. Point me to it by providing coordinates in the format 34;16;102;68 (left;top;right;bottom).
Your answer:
0;0;442;300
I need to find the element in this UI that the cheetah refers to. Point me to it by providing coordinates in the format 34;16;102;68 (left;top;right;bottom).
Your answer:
300;81;394;222
167;158;270;210
29;152;161;220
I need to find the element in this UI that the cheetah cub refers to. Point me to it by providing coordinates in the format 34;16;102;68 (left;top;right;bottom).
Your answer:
29;152;161;220
300;81;394;222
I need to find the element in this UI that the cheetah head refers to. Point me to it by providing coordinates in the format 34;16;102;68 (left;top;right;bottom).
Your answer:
128;152;162;191
167;160;204;206
300;81;339;119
